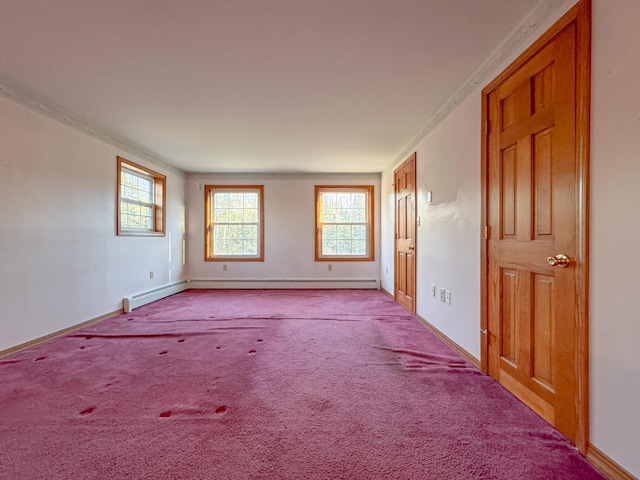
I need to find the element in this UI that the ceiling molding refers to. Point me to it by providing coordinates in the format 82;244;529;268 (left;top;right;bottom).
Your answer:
0;80;184;177
187;171;381;181
386;0;570;173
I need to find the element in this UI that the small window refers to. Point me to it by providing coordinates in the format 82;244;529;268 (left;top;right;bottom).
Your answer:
117;157;166;236
315;185;374;261
205;185;264;261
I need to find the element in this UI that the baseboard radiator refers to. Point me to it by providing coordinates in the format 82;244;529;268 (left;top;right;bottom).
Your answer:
123;280;189;313
123;279;379;312
188;279;380;290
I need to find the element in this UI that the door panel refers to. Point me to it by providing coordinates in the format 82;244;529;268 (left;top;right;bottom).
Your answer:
534;129;553;238
394;154;416;313
532;273;554;388
500;269;517;364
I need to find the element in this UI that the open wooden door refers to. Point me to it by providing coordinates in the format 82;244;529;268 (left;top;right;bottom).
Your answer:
394;154;416;313
481;1;590;450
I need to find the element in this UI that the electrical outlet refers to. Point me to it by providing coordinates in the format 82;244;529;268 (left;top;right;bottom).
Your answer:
149;271;154;279
431;284;436;297
439;288;446;302
222;264;228;271
445;290;451;304
328;264;333;271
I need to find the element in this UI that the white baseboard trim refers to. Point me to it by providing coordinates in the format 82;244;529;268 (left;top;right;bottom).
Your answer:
123;280;189;313
188;279;380;290
0;309;123;359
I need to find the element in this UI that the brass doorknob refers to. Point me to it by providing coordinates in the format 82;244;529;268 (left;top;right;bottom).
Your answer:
408;245;415;250
547;254;570;268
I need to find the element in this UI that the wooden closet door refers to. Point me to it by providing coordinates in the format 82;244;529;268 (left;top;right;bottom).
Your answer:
486;23;581;442
395;154;416;313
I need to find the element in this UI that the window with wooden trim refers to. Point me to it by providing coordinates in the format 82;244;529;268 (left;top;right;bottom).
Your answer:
205;185;264;261
315;185;374;261
117;157;166;236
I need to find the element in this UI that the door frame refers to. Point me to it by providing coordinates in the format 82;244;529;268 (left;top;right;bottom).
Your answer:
480;0;591;453
394;153;417;314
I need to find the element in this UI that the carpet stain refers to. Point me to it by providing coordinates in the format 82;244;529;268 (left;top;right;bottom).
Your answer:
79;346;86;350
215;406;228;414
159;410;172;418
177;339;185;343
248;349;257;354
256;339;264;343
216;346;221;350
0;360;20;365
85;336;94;340
79;407;95;416
159;351;168;355
34;357;46;362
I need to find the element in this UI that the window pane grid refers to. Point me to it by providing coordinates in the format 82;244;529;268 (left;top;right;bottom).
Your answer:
120;168;155;231
210;191;261;257
121;171;153;202
320;193;367;224
319;223;368;256
316;187;372;259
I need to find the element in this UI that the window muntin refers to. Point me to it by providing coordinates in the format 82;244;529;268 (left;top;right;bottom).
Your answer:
117;157;166;236
315;185;374;261
205;185;264;261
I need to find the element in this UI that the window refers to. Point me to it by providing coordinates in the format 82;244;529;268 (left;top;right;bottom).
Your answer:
117;157;166;236
205;185;264;261
315;185;374;261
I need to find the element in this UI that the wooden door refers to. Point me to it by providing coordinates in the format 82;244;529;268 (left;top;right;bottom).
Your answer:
394;154;416;313
483;2;590;448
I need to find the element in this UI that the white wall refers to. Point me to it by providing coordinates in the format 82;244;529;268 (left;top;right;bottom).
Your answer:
186;173;380;283
380;96;482;359
379;171;395;292
590;0;640;475
382;97;484;358
381;0;640;476
0;96;186;352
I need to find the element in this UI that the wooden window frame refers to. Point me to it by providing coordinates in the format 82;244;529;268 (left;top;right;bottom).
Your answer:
116;156;166;237
205;185;265;262
315;185;374;261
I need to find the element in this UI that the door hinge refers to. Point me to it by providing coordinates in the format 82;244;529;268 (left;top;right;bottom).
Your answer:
484;225;490;240
480;328;488;335
484;120;490;135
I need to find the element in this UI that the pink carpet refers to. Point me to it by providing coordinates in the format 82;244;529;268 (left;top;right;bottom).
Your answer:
0;289;606;479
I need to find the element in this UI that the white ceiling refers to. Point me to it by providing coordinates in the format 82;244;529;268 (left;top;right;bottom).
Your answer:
0;0;543;173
